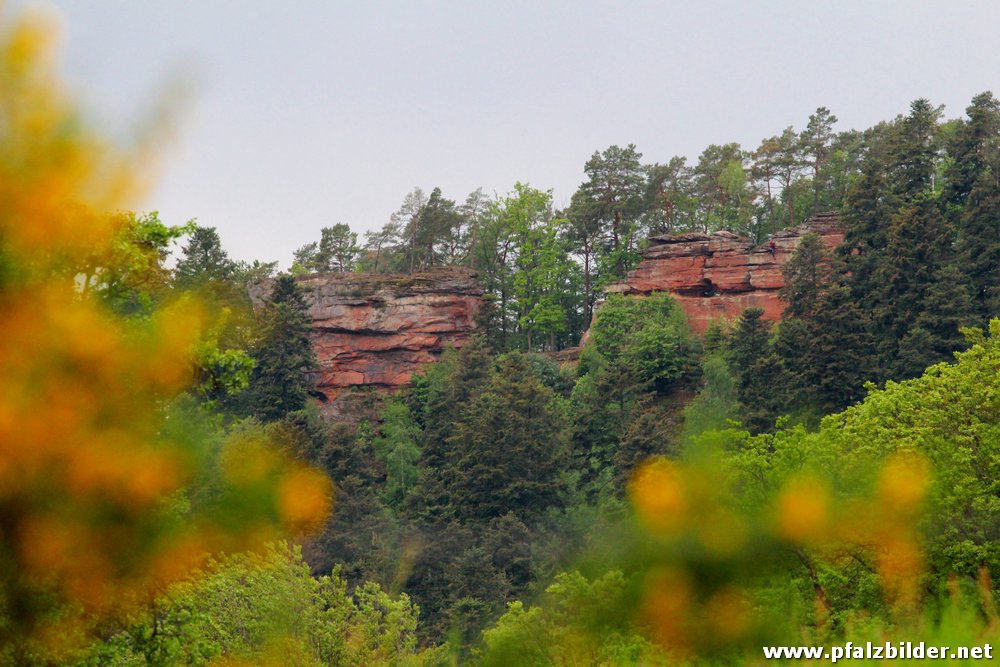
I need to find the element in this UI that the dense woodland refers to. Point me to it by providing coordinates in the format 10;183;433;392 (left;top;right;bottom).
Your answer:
5;10;1000;665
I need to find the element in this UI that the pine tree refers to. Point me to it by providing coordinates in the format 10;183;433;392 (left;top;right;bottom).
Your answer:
292;223;360;273
644;156;697;235
174;226;236;289
949;92;1000;319
576;144;647;281
693;143;749;233
780;232;832;318
246;275;318;421
406;339;493;523
404;187;462;271
801;107;839;211
893;264;976;378
869;199;953;367
727;308;789;432
797;283;878;413
727;308;771;379
446;353;569;522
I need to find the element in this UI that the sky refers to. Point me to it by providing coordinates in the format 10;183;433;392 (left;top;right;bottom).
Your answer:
12;1;1000;267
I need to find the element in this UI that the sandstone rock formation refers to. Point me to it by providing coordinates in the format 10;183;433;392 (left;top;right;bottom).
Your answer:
605;213;844;333
251;266;481;410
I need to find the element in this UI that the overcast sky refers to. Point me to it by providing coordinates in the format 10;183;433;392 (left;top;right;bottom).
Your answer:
13;1;1000;266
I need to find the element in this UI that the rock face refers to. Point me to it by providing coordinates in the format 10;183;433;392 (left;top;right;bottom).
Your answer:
251;266;482;408
605;213;844;333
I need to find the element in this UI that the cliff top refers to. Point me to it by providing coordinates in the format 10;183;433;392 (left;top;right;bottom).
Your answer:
643;212;841;253
250;265;483;306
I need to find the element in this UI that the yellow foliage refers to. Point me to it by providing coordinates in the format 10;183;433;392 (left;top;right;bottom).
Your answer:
774;473;830;543
703;585;752;642
278;466;334;535
878;449;931;514
0;7;332;659
629;457;686;534
641;567;694;656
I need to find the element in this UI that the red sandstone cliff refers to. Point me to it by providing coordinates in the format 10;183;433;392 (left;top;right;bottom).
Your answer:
251;266;481;408
605;213;844;333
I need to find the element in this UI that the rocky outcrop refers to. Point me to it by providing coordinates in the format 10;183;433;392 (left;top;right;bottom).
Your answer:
251;267;481;409
605;213;844;333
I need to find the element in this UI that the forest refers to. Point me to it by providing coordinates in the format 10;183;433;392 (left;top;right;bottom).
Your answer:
3;8;1000;666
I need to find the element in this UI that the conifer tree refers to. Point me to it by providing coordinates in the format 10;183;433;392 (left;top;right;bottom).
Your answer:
771;316;811;408
576;144;646;281
292;223;360;273
644;156;697;235
797;282;878;413
869;199;953;366
780;232;831;318
570;359;643;485
891;98;943;199
944;92;1000;205
949;92;1000;319
727;308;788;432
893;264;976;378
801;106;839;211
958;188;1000;318
174;225;236;289
727;308;771;379
406;339;493;523
447;353;569;522
246;275;318;421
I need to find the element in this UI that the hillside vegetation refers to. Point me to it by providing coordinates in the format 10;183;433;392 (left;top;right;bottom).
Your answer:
3;8;1000;665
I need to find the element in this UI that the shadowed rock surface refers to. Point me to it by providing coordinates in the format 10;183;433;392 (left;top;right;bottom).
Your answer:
605;213;844;333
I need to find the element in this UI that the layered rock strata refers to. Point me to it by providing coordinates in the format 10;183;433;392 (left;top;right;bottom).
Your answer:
605;213;844;333
251;266;481;408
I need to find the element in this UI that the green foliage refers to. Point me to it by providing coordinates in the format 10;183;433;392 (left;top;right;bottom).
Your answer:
589;292;698;390
42;67;1000;665
174;225;236;290
785;283;877;415
682;351;737;437
446;353;570;522
476;322;1000;661
480;570;658;666
373;400;422;509
644;156;698;235
192;307;256;407
569;292;696;493
80;211;195;316
78;543;433;666
811;321;1000;589
780;232;831;318
243;275;318;421
694;142;754;235
471;183;582;351
575;145;647;283
384;343;582;647
724;308;789;432
293;223;361;273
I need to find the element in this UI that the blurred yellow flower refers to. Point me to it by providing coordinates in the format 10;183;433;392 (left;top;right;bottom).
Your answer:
775;473;830;543
278;466;334;535
630;457;686;534
642;567;693;654
0;9;333;659
878;450;930;515
704;585;752;642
